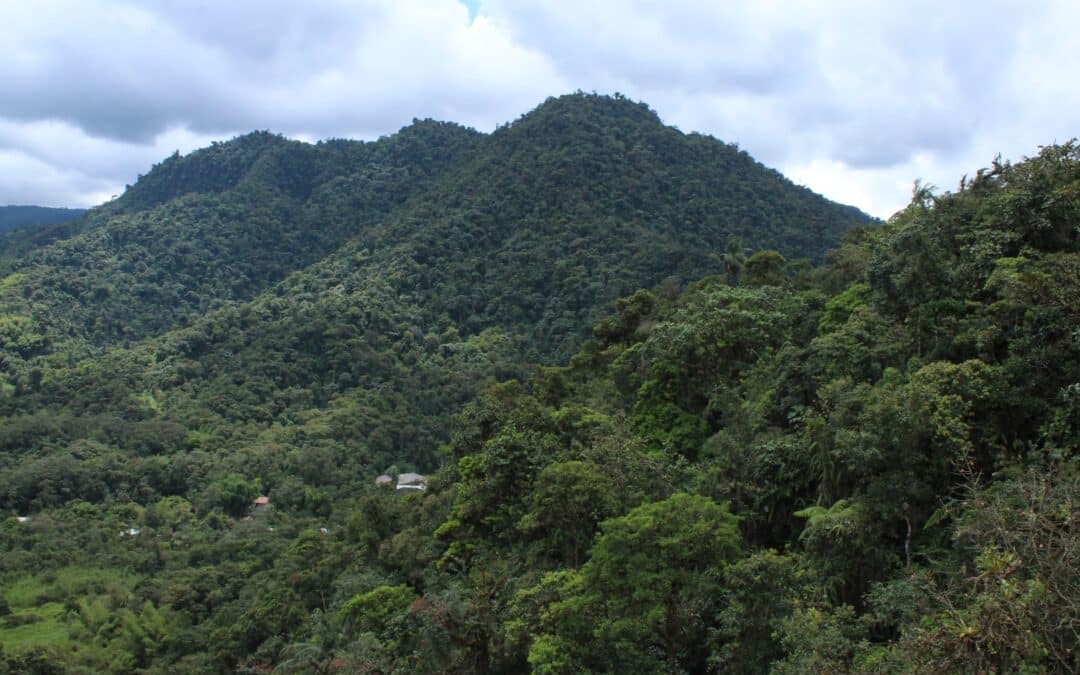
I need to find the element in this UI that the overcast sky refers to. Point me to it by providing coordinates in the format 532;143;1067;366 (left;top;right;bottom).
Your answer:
1;0;1077;218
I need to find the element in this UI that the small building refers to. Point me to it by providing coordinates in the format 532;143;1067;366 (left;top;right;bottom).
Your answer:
252;496;272;515
375;474;394;487
15;516;30;524
396;472;427;491
119;527;140;537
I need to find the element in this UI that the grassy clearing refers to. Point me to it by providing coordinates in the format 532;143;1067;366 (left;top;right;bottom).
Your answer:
0;602;69;651
3;566;141;609
1;567;140;653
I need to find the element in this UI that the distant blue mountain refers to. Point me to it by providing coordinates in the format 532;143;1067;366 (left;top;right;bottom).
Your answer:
0;205;86;234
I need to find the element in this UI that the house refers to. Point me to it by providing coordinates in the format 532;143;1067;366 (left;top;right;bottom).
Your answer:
252;496;272;514
396;472;427;491
375;474;394;487
15;516;30;524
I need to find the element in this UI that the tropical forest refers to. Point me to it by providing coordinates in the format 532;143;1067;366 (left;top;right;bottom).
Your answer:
0;93;1076;674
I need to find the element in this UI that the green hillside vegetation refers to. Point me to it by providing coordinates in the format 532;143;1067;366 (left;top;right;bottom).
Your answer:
0;207;88;275
0;94;870;503
2;95;1074;673
0;124;482;359
0;96;865;368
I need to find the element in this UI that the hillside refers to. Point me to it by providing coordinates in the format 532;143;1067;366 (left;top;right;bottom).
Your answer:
0;95;868;366
430;144;1078;673
0;94;930;673
0;206;85;235
0;207;88;272
0;95;872;476
0;124;483;359
1;140;1073;673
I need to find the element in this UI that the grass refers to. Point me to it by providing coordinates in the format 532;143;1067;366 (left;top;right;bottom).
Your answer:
0;602;69;651
1;566;143;654
3;566;141;609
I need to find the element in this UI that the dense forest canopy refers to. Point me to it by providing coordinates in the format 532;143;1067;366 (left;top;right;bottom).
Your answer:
0;94;1075;674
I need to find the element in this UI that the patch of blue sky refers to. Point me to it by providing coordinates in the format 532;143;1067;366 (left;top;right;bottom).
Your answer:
458;0;481;22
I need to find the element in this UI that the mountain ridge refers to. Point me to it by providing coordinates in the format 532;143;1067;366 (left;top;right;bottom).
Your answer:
0;93;874;484
0;93;872;368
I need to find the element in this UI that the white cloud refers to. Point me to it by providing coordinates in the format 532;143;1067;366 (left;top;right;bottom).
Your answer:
0;148;115;207
479;0;1079;217
0;0;1076;217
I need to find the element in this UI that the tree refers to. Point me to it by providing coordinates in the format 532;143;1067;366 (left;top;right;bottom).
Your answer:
201;474;261;518
340;585;417;641
518;460;619;567
745;249;787;286
722;237;747;285
889;465;1079;673
530;494;742;673
712;550;821;672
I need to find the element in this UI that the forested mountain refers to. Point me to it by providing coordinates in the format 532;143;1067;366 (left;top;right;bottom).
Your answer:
0;206;85;236
0;95;866;365
0;94;871;490
0;124;483;358
4;96;1074;674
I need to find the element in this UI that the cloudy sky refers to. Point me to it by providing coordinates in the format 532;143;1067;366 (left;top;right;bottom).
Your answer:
1;0;1077;218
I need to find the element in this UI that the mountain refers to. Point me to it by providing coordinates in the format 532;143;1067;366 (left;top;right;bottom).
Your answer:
0;124;483;358
0;94;872;475
0;206;88;271
0;93;910;672
0;95;869;362
0;205;85;235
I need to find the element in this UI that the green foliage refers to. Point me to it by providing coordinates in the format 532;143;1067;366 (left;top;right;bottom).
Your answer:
517;460;619;567
711;550;820;672
744;248;788;286
1;100;1076;674
0;603;69;654
771;604;869;674
884;465;1079;672
527;494;742;673
201;475;262;518
818;282;870;333
340;584;417;638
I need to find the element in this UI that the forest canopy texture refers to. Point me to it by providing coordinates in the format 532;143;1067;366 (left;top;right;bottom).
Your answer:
0;94;1076;674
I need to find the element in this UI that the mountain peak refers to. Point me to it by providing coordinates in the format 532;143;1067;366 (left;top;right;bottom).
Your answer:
530;91;660;122
500;92;663;138
117;131;298;211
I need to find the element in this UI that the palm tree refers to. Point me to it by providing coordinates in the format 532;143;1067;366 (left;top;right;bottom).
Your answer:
273;640;334;674
723;237;746;286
